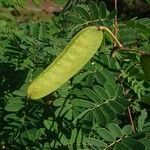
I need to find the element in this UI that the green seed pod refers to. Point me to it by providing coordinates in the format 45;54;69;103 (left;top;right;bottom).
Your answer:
140;54;150;81
27;26;103;99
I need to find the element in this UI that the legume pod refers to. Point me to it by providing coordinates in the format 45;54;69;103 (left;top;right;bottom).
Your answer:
27;26;103;99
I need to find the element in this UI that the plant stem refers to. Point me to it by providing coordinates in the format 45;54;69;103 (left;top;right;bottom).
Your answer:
104;135;127;150
97;26;123;48
97;26;150;56
114;47;150;55
114;0;118;47
128;107;135;133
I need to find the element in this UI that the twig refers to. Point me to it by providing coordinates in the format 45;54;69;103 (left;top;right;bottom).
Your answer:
104;138;122;150
114;0;118;47
112;47;150;56
97;26;150;56
128;107;135;133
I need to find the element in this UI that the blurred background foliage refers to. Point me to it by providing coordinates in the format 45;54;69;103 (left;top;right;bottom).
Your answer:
0;0;150;149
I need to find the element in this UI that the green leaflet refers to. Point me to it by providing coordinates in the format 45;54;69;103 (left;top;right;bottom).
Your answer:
27;26;103;99
141;94;150;105
140;54;150;81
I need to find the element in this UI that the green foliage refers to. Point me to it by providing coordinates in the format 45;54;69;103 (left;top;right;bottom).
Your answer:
63;1;116;38
0;0;42;8
145;0;150;3
0;0;150;149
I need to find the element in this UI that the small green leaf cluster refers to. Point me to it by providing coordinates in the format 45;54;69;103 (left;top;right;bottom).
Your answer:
62;1;116;38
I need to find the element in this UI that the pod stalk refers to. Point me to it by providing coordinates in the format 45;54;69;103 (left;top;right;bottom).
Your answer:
97;26;123;48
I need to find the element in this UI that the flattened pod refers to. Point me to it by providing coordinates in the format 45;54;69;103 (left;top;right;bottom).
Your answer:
141;54;150;81
27;26;103;99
